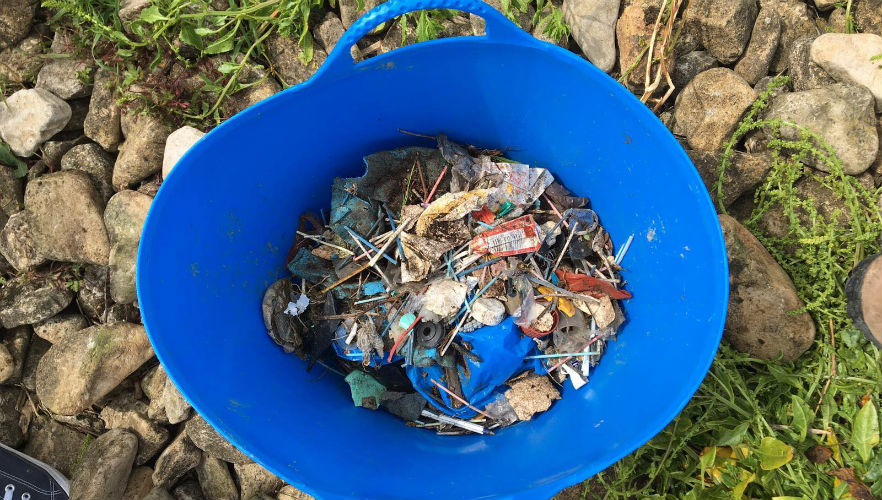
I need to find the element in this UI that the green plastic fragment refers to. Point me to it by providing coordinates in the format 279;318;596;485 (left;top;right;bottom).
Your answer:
497;201;515;217
398;313;417;329
344;371;386;410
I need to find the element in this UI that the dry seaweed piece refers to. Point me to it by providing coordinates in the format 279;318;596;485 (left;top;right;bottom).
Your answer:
505;375;561;421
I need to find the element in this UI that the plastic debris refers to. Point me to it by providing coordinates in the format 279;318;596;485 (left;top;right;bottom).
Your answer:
261;132;634;433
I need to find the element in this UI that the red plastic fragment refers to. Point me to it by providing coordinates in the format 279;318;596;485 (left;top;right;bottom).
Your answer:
556;271;633;300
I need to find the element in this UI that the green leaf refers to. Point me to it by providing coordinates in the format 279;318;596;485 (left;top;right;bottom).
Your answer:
716;421;750;446
791;395;811;442
297;32;314;66
216;62;239;75
204;31;235;55
179;25;203;50
0;140;26;171
732;471;755;500
852;399;880;463
195;27;216;36
138;5;168;24
758;436;794;470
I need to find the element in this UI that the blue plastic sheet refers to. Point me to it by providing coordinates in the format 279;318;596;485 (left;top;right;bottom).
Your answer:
406;317;541;419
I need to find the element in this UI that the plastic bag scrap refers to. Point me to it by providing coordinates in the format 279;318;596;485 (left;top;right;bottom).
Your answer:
262;132;635;434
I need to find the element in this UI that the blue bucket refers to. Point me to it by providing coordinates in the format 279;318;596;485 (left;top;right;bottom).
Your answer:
137;0;729;497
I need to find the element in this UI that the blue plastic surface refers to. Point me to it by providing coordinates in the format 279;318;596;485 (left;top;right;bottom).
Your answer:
136;0;729;497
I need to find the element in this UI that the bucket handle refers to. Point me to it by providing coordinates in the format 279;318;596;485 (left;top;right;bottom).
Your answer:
315;0;538;81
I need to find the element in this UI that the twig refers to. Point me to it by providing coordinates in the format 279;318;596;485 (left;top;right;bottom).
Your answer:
296;231;354;255
815;318;838;412
320;217;414;293
771;424;831;436
430;379;494;419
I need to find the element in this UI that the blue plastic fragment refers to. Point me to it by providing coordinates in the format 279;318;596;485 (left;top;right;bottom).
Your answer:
362;281;386;296
287;248;334;282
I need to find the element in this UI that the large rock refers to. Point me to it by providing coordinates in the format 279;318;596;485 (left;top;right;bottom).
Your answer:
233;462;285;500
36;31;94;100
114;112;171;190
35;322;154;415
0;165;23;216
162;126;205;178
563;0;620;72
616;0;663;86
788;35;836;92
811;33;882;112
41;136;89;170
674;68;756;151
61;143;115;204
101;396;170;465
185;415;250;464
266;34;326;87
104;190;152;303
0;386;24;447
69;429;138;500
0;279;73;328
0;0;36;50
853;0;881;34
123;466;155;500
0;212;46;271
672;50;718;89
84;68;123;152
720;214;816;360
689;150;771;208
197;455;239;500
0;33;43;84
23;415;89;477
339;0;380;27
0;325;29;384
163;376;191;424
142;365;171;423
33;312;88;344
764;83;878;175
734;9;781;85
690;0;758;64
0;88;72;157
760;0;818;73
20;335;50;391
25;170;111;265
153;432;202;489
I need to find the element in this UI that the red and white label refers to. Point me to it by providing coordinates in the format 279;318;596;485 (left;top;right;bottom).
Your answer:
470;215;541;256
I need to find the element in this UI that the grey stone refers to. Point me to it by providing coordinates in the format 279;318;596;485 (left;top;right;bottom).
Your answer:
0;88;71;157
69;429;138;500
673;68;756;152
173;479;205;500
20;335;49;391
77;265;110;321
616;0;663;87
144;487;176;500
0;212;45;271
734;9;781;85
153;432;202;489
266;34;326;87
41;135;89;170
61;143;115;204
339;0;380;27
1;325;29;384
827;7;848;33
123;466;155;500
33;312;88;344
197;455;239;500
755;175;857;241
811;33;882;112
84;68;123;152
672;50;718;89
0;165;23;216
760;0;818;73
690;0;758;64
0;279;73;328
162;126;204;179
689;149;771;208
233;462;285;500
563;0;620;72
114;111;171;190
100;397;170;465
0;386;24;447
0;343;13;383
277;485;314;500
764;83;878;175
104;190;152;303
119;0;152;25
225;64;281;115
719;214;815;361
788;35;836;91
25;170;111;265
853;0;881;34
36;31;93;100
185;415;250;464
0;0;36;51
23;415;89;477
313;12;359;60
814;0;838;10
163;376;191;424
0;33;43;84
142;364;171;423
35;322;154;415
